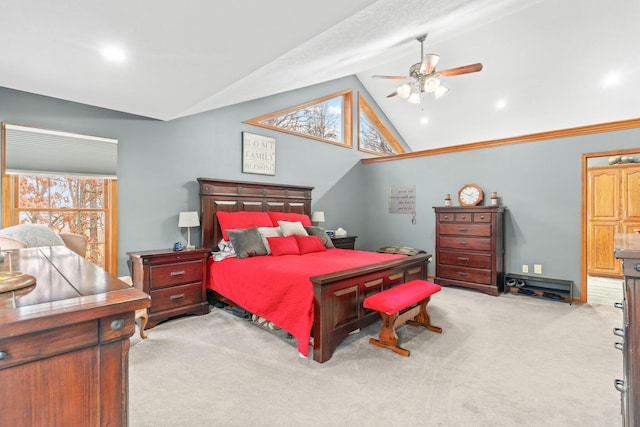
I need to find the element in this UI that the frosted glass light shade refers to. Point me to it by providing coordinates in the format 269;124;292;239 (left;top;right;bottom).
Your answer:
396;84;411;99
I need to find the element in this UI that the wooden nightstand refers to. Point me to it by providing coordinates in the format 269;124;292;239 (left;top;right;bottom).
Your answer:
128;248;211;329
330;235;358;250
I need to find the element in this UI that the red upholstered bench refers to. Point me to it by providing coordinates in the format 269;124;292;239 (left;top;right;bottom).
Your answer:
363;280;442;357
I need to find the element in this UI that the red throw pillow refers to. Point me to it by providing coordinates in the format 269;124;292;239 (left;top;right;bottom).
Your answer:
267;212;312;227
267;236;300;256
295;235;327;254
217;211;272;241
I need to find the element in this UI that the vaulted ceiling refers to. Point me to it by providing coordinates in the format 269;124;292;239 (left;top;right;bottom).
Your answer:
2;0;639;152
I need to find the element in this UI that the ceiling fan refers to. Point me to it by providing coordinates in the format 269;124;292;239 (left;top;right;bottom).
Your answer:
373;34;483;103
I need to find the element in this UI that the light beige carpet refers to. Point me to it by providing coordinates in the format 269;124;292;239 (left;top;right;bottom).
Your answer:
129;287;623;426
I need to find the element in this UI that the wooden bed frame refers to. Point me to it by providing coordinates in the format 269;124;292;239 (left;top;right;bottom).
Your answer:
198;178;430;363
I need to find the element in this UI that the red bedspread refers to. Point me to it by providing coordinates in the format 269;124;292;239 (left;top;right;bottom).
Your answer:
209;249;406;357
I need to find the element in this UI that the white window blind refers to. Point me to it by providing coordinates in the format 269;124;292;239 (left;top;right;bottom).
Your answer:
3;123;118;178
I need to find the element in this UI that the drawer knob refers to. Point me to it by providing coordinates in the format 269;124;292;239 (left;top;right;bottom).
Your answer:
613;327;625;337
458;257;469;262
458;228;468;232
459;241;469;245
614;379;626;393
635;263;640;272
614;342;624;351
110;319;125;331
170;293;185;300
0;350;8;360
479;215;485;219
170;271;186;276
458;272;468;276
614;301;624;310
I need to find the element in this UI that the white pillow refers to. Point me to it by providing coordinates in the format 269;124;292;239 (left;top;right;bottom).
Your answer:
278;220;309;237
257;226;282;255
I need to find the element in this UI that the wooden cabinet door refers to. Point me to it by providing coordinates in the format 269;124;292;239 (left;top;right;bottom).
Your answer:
588;165;640;278
587;167;622;277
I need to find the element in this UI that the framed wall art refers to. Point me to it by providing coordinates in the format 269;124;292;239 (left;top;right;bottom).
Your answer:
242;132;276;176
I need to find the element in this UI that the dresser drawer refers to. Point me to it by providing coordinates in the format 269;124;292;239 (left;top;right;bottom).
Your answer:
438;250;492;269
454;213;473;222
473;213;492;222
439;223;491;237
0;320;98;369
440;236;492;251
149;260;203;289
438;212;455;222
438;265;492;284
150;282;203;313
623;259;640;278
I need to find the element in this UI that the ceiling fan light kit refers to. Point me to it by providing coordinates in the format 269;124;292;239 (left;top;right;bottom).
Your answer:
374;34;482;105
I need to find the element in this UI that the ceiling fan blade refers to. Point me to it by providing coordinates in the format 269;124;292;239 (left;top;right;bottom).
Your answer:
387;91;398;98
419;54;440;74
436;63;483;77
372;75;409;80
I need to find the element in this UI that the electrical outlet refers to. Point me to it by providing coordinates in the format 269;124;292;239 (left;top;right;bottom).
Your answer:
534;264;542;274
522;264;529;273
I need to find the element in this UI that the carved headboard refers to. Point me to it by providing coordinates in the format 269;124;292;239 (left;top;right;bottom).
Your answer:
198;178;313;251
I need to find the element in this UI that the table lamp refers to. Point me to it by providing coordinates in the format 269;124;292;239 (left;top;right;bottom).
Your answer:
178;211;200;250
311;211;325;226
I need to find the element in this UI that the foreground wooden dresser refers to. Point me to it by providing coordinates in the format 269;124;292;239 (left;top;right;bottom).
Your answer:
0;246;150;426
434;206;505;296
614;234;640;426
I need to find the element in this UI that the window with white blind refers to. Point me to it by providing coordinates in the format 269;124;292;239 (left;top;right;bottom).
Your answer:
1;123;118;273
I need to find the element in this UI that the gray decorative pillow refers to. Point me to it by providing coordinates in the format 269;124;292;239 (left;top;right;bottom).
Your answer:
304;226;334;249
226;227;268;259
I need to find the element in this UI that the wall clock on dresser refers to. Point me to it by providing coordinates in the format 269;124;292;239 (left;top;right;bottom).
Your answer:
433;205;505;296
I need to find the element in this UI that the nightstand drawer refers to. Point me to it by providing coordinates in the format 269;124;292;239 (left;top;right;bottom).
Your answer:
150;260;203;289
150;283;203;313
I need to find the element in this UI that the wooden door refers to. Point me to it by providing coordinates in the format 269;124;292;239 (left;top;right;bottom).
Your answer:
587;164;640;278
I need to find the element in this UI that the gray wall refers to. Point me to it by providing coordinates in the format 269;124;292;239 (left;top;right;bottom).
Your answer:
0;77;402;275
359;128;640;297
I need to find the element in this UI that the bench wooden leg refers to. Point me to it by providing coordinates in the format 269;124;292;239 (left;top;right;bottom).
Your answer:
370;297;442;357
369;312;411;357
406;296;443;333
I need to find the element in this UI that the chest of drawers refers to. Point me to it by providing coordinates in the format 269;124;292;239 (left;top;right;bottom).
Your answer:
128;248;210;329
434;206;505;296
614;235;640;426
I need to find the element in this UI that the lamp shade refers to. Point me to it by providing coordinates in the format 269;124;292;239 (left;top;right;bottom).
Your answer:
178;211;200;228
311;211;325;223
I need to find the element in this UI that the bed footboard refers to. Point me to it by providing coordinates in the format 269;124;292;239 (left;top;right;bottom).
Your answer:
310;253;431;363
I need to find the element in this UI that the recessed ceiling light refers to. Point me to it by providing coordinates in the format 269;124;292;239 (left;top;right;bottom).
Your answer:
495;99;507;110
420;116;429;125
101;45;126;63
603;71;621;87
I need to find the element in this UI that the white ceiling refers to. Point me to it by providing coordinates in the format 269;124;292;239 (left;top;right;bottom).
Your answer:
2;0;639;152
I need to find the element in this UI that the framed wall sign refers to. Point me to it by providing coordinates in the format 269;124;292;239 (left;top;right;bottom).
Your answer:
242;132;276;176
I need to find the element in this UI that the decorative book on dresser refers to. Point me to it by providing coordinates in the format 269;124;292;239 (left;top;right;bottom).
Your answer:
614;234;640;426
433;206;505;296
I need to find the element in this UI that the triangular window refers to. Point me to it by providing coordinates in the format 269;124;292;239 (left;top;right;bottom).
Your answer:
245;90;352;148
358;94;405;156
